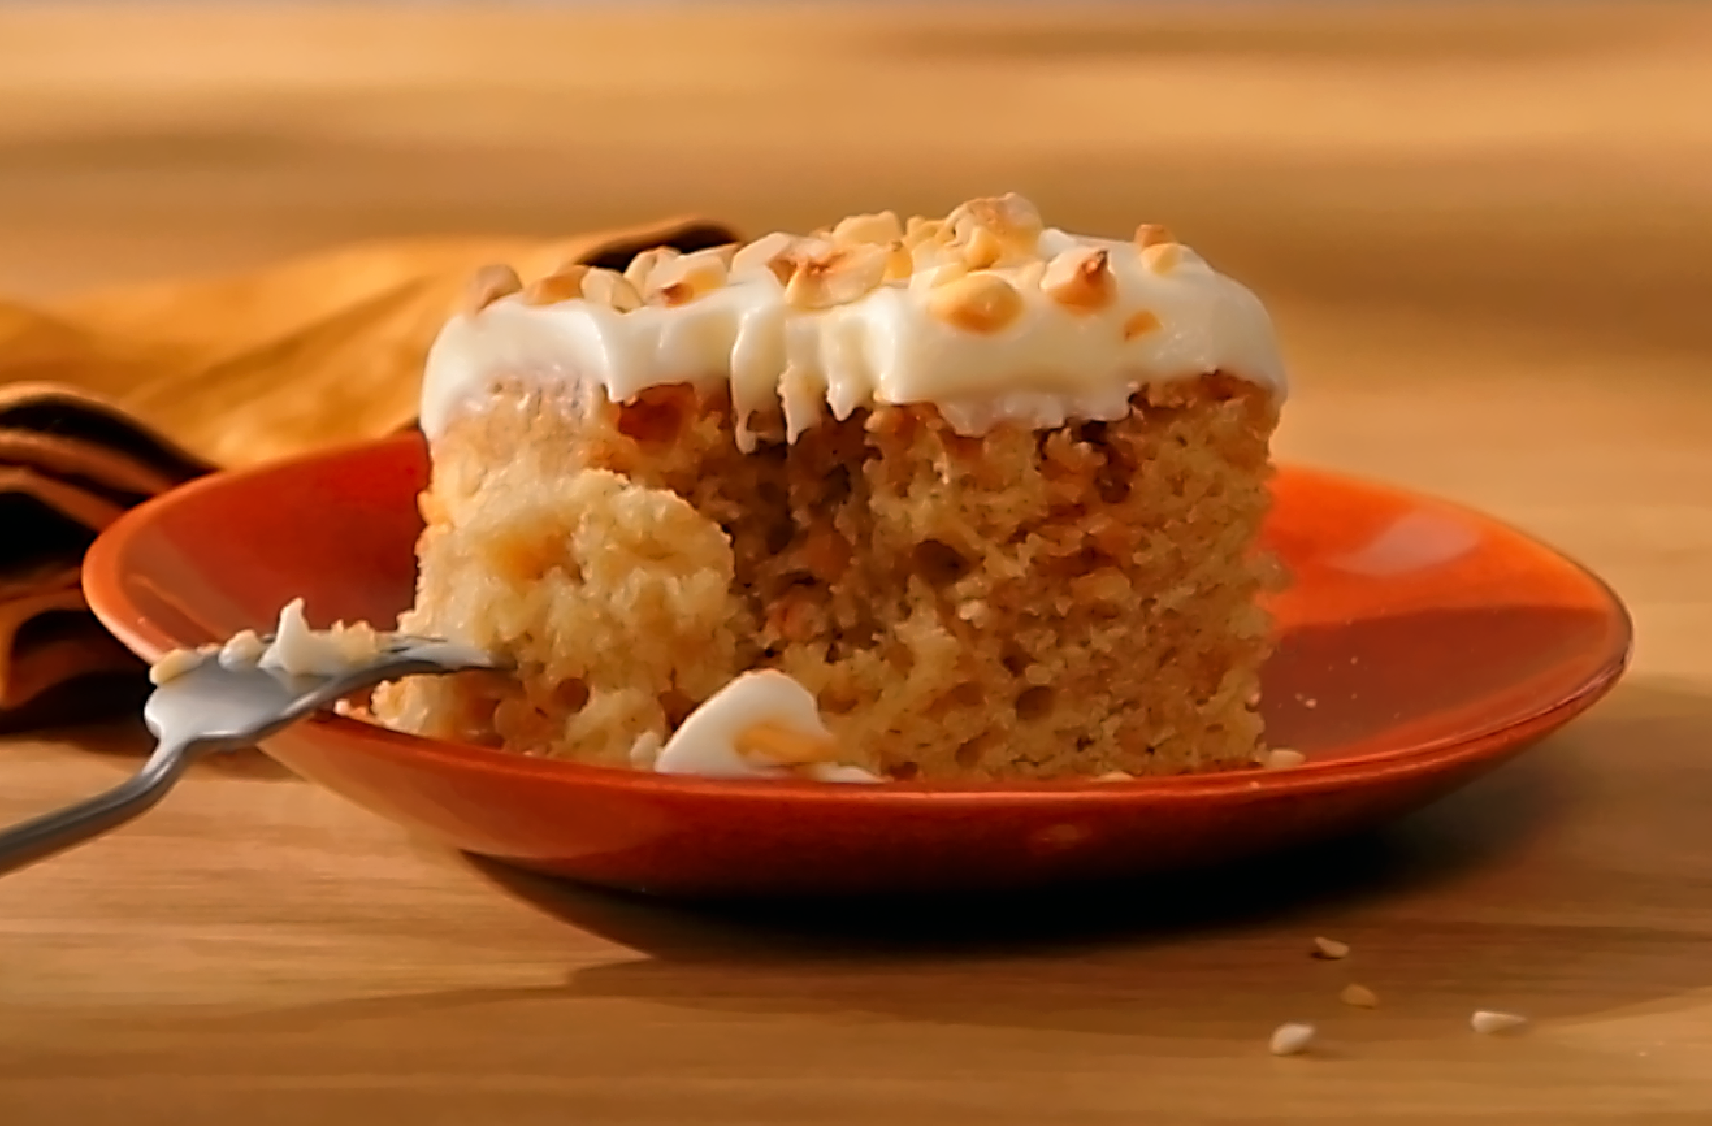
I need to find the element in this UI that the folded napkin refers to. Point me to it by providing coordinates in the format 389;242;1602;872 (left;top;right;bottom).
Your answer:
0;216;740;725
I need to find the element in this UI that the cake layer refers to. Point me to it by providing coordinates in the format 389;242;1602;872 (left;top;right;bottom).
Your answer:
374;371;1278;780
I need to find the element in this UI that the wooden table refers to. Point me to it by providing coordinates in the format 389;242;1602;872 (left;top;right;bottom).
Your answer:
3;3;1711;1122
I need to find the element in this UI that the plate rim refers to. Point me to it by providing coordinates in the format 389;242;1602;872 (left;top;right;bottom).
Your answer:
83;433;1633;808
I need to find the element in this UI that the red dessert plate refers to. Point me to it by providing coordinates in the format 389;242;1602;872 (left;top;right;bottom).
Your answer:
83;433;1630;897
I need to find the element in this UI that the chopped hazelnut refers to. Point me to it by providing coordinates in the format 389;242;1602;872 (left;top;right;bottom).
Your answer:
782;243;890;311
832;211;905;246
461;263;523;314
926;271;1025;334
884;240;914;281
1312;936;1351;960
647;245;732;307
1134;223;1175;248
520;264;591;307
1269;1023;1315;1057
623;246;682;291
1041;247;1117;313
1122;309;1162;340
1142;241;1182;275
950;193;1044;245
581;267;644;312
903;216;950;249
733;232;798;282
734;721;841;766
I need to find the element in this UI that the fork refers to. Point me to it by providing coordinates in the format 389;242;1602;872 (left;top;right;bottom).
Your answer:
0;633;500;878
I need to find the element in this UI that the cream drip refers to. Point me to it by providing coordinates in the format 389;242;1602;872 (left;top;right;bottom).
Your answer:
418;195;1286;446
651;670;880;783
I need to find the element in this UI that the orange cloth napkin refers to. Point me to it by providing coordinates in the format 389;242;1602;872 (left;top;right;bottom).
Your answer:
0;217;740;725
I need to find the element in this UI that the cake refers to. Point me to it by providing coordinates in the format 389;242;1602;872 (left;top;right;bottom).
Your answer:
370;194;1286;782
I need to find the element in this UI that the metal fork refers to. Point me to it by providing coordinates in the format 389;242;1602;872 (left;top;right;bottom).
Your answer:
0;633;499;878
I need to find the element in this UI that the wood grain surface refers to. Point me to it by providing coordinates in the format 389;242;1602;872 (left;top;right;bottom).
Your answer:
3;3;1711;1122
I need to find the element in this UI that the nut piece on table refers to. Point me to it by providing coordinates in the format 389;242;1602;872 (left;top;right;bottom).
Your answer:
1340;984;1379;1009
1471;1010;1529;1035
1268;1022;1316;1057
1312;936;1350;960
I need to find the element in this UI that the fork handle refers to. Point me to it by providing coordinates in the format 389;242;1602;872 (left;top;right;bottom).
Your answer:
0;738;197;877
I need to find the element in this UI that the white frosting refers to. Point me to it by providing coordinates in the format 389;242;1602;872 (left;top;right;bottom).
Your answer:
652;670;879;783
147;646;207;686
257;598;384;677
217;627;268;668
419;198;1285;444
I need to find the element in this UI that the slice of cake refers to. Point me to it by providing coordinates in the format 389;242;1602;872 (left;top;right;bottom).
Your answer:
371;194;1286;782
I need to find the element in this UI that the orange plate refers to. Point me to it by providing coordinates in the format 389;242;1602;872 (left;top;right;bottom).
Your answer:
83;433;1631;898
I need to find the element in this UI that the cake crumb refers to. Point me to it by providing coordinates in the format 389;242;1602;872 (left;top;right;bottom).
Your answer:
1269;1022;1315;1057
1313;936;1350;960
218;628;268;668
1340;984;1379;1008
630;732;663;770
1471;1010;1528;1035
147;647;204;686
1265;748;1306;770
1094;771;1134;783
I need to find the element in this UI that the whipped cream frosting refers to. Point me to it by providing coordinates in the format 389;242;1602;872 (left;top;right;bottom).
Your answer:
256;598;386;677
419;194;1286;447
649;670;880;783
147;599;386;684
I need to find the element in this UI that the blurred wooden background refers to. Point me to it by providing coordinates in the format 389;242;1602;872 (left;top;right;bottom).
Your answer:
3;4;1712;1123
3;0;1707;364
4;0;1706;659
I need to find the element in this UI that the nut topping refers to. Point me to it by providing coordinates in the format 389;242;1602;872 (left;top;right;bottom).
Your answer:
1141;241;1182;275
732;232;799;283
646;246;732;307
884;240;914;281
959;225;1005;270
623;246;681;291
1041;247;1116;313
461;264;523;314
782;243;890;311
734;721;840;766
832;210;904;246
949;192;1044;246
581;267;644;312
1122;309;1162;340
1134;223;1175;248
903;216;950;249
520;264;591;307
926;271;1025;334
